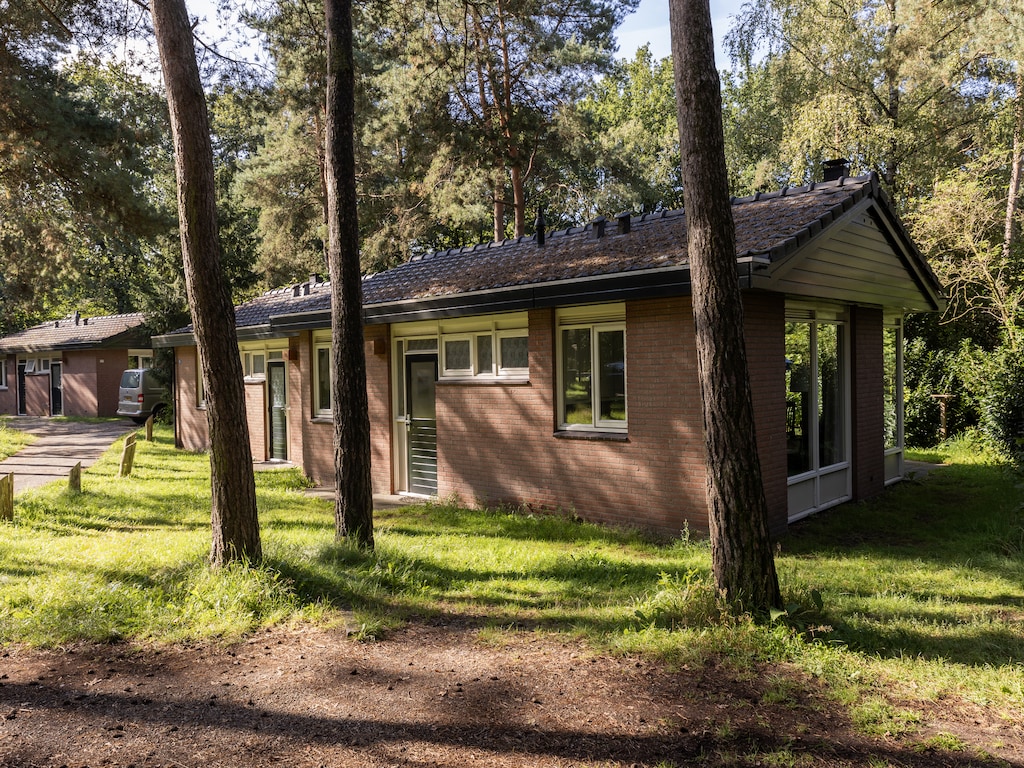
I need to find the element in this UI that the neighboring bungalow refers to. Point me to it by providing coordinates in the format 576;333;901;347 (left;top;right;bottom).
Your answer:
0;312;153;418
155;172;944;536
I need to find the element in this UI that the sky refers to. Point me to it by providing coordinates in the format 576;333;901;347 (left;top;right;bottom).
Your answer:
185;0;745;72
614;0;745;66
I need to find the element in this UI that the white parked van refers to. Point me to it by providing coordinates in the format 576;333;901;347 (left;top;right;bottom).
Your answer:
116;369;169;424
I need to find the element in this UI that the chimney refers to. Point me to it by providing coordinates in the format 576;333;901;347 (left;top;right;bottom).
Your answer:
73;310;80;326
535;206;546;246
822;158;849;182
592;216;607;239
616;211;632;235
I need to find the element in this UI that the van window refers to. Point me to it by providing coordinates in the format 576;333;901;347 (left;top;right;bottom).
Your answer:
120;370;142;388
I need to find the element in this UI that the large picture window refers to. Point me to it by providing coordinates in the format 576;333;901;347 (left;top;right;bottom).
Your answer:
785;319;846;476
559;321;626;431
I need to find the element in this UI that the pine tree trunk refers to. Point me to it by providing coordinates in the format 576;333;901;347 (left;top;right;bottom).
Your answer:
151;0;261;565
669;0;781;612
1003;68;1023;267
325;0;374;548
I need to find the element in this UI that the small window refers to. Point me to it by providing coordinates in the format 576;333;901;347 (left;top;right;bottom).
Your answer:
476;335;494;375
196;362;206;408
498;333;528;372
442;337;472;375
269;350;284;362
40;359;50;372
315;346;331;415
24;359;36;374
0;359;7;388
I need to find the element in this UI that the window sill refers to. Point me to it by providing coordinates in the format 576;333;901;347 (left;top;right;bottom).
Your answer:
554;429;629;442
437;378;530;386
311;416;333;424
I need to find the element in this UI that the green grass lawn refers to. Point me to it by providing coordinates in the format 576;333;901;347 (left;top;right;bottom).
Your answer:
0;418;36;460
1;427;1021;735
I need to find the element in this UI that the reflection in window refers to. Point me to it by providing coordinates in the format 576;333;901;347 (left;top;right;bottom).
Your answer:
785;322;811;476
883;326;900;450
598;329;625;423
499;335;528;370
560;324;626;430
316;346;331;414
444;338;471;372
476;335;493;375
818;324;845;467
562;328;592;425
785;320;846;476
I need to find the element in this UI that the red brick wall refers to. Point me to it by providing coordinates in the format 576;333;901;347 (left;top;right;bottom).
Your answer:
96;351;130;417
61;352;97;417
297;327;392;492
287;337;305;467
744;293;788;537
298;332;332;486
365;324;393;494
173;346;210;450
59;349;130;417
0;355;17;415
433;301;710;536
244;380;267;461
25;373;49;416
851;305;885;501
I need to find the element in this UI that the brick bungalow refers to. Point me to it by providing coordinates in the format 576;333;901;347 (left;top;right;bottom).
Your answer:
155;173;943;536
0;312;153;418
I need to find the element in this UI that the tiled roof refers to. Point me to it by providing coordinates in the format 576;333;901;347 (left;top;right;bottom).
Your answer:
0;312;149;353
162;172;936;337
358;173;888;305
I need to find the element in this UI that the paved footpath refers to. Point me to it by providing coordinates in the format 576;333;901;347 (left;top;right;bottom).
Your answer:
0;417;136;493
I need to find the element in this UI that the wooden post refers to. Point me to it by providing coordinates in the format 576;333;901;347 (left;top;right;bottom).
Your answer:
119;434;138;477
0;473;13;521
145;415;154;442
68;462;82;493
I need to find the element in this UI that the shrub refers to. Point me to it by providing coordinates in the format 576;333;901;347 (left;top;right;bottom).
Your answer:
982;349;1024;467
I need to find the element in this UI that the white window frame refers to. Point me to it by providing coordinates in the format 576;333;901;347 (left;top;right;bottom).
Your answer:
23;359;36;374
496;330;529;376
556;305;627;433
313;341;332;417
0;358;7;389
441;334;474;377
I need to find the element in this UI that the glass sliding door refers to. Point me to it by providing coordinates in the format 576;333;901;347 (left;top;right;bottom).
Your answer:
785;311;850;521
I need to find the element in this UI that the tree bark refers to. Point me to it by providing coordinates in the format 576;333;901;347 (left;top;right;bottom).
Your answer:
669;0;781;612
151;0;261;565
325;0;374;548
1003;68;1023;271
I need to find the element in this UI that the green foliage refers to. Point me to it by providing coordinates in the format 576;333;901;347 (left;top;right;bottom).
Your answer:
571;46;683;216
981;349;1024;467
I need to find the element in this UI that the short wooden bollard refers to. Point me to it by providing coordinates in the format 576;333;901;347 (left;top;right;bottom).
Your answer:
145;415;154;442
68;462;82;493
0;473;13;521
119;434;137;477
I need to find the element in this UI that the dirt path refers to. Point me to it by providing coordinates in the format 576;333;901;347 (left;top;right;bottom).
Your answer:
1;623;1019;768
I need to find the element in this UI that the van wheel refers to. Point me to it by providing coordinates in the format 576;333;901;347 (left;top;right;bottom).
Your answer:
131;416;147;425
